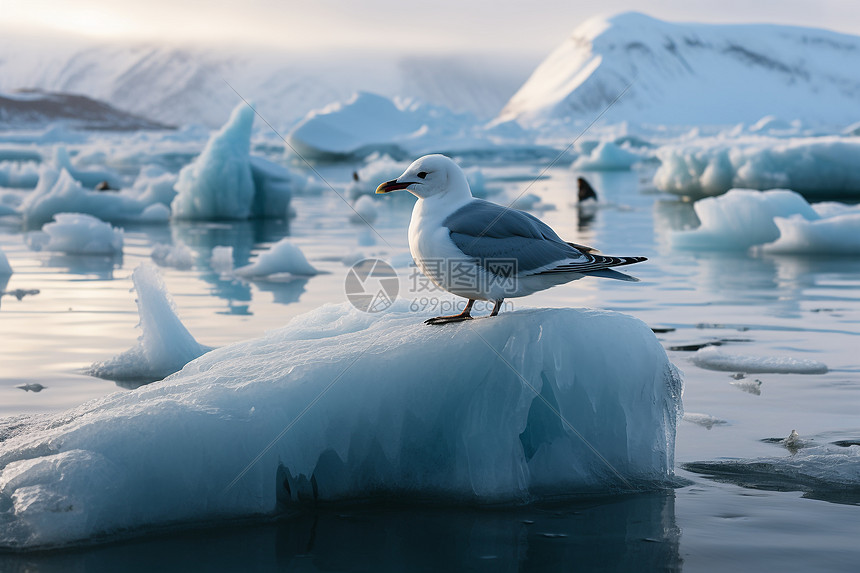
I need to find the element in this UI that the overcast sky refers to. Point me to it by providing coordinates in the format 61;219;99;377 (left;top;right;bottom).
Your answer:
3;0;859;56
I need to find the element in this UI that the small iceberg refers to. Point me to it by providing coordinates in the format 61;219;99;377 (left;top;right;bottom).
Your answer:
87;263;210;383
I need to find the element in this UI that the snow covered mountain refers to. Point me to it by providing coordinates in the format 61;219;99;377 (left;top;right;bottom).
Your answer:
0;32;532;129
497;12;860;129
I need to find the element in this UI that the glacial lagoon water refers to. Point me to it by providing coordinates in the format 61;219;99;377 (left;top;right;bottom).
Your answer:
1;162;859;571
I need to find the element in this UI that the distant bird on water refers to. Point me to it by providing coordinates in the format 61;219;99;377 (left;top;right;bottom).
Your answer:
376;154;646;324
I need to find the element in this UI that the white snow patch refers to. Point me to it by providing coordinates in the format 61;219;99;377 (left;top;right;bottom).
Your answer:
0;302;681;548
691;346;827;374
87;263;210;382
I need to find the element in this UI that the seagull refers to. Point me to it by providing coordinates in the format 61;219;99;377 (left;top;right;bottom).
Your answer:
376;154;646;324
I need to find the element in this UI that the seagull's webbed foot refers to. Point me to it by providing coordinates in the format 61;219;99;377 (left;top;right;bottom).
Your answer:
425;299;475;325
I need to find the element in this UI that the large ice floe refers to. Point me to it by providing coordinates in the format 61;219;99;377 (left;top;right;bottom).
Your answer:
670;189;860;254
0;302;681;549
171;103;295;220
287;92;533;162
88;264;210;383
654;136;860;199
20;166;170;227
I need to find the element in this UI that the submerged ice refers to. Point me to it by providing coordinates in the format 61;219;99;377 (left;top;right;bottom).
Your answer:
0;302;681;549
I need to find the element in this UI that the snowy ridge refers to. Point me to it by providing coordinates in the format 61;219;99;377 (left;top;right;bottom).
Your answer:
0;32;531;128
498;12;860;129
0;302;681;549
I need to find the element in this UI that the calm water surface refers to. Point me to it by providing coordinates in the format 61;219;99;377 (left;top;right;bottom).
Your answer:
1;161;859;571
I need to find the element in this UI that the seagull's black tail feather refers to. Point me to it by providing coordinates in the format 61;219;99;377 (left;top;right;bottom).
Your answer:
537;254;647;276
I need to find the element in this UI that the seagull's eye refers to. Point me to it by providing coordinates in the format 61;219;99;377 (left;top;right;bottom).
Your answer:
417;171;428;179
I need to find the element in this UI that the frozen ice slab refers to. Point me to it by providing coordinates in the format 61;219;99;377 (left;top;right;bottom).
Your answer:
0;303;681;549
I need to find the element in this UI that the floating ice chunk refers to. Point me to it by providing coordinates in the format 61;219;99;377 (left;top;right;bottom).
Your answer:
748;115;798;134
20;166;165;227
762;212;860;255
654;136;860;198
685;441;860;503
133;165;177;206
53;147;123;190
39;213;123;255
0;249;11;275
730;378;762;395
682;413;727;430
671;188;860;253
151;243;194;269
0;203;18;217
249;156;294;219
87;263;210;383
0;303;681;548
0;161;39;188
347;155;409;199
138;203;170;222
572;142;640;171
691;346;827;374
349;195;378;224
171;104;256;220
210;246;234;275
670;189;818;250
288;92;422;160
234;239;318;277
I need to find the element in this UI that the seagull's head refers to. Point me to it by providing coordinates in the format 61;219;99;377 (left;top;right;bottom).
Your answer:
375;154;471;200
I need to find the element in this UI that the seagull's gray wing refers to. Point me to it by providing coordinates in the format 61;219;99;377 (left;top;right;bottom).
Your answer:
444;200;645;274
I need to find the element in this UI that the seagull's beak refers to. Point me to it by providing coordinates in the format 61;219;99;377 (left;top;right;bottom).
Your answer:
376;179;414;194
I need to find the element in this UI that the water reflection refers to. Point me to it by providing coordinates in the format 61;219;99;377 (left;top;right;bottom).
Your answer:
43;254;122;279
0;492;681;572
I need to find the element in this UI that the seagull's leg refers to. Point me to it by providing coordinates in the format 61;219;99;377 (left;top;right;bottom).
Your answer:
425;299;475;325
489;299;504;317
